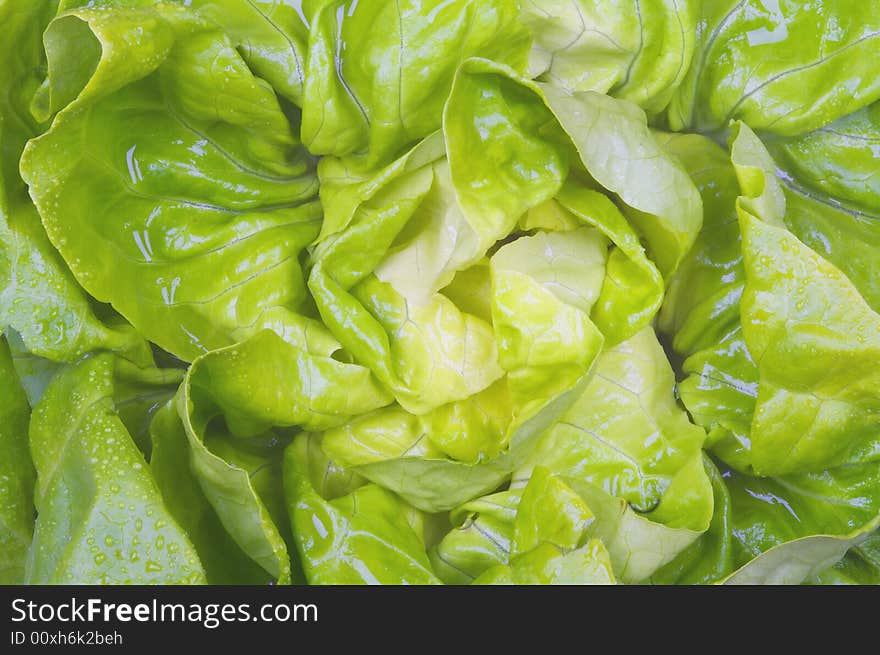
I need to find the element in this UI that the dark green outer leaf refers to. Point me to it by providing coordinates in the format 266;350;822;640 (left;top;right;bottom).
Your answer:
20;2;320;362
0;337;35;584
670;0;880;136
150;402;273;584
27;354;206;584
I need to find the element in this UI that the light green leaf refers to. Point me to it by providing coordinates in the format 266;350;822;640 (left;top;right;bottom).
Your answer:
176;343;304;583
555;184;664;346
183;328;391;437
512;467;595;556
301;0;530;167
0;0;148;364
448;58;702;278
565;476;706;583
520;0;699;115
733;122;880;476
472;469;615;585
312;136;506;415
491;229;606;412
516;327;711;530
320;225;605;512
20;2;321;362
429;489;521;585
187;0;311;105
352;276;503;414
150;402;273;584
284;436;441;585
651;456;735;585
173;324;388;583
474;539;616;585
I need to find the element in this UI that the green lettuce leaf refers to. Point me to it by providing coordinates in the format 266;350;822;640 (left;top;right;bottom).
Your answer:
555;185;664;345
516;326;711;524
150;402;273;584
450;58;702;279
0;337;35;583
176;346;293;584
114;358;184;456
520;0;699;115
449;468;614;585
429;489;521;585
182;327;390;437
4;330;63;408
301;0;530;167
20;1;321;362
810;532;880;585
765;104;880;310
513;327;713;582
732;122;880;476
656;458;880;585
670;0;880;135
474;539;615;585
27;354;206;584
651;456;735;585
312;135;508;415
769;103;880;214
657;131;757;470
284;435;441;585
654;124;880;583
187;0;311;105
720;462;880;584
512;467;596;556
170;322;390;583
0;0;148;363
319;224;606;511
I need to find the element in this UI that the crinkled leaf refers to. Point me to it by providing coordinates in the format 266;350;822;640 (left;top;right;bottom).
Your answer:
113;358;183;456
766;105;880;310
183;328;390;437
429;489;521;585
474;539;615;585
301;0;530;167
651;456;735;585
564;476;707;583
320;226;605;511
656;132;757;471
284;436;441;585
769;103;880;214
516;327;712;531
177;346;292;584
150;402;272;584
670;0;880;135
520;0;699;114
555;184;663;345
187;0;311;105
512;467;595;556
447;58;701;278
20;2;321;362
0;0;147;363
